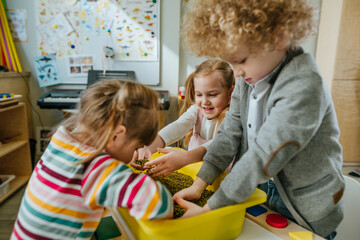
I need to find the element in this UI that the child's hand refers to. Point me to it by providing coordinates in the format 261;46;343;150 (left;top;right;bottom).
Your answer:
145;147;190;178
130;147;152;170
173;177;208;202
174;198;211;218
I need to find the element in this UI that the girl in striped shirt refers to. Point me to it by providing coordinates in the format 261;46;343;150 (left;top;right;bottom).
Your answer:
11;80;173;240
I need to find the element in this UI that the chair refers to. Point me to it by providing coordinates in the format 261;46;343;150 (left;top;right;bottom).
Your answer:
336;175;360;240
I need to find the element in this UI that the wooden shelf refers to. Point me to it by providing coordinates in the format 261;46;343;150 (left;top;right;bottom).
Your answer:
0;103;32;204
0;102;22;113
0;176;29;204
0;72;30;78
0;72;33;139
0;140;27;158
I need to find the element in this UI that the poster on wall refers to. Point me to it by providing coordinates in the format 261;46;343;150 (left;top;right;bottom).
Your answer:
33;55;61;87
7;9;28;42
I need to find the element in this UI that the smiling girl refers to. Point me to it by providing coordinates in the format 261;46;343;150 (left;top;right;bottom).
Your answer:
131;59;235;177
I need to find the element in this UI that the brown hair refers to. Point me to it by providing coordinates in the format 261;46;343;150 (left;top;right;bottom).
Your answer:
182;0;316;58
179;59;235;146
61;79;159;163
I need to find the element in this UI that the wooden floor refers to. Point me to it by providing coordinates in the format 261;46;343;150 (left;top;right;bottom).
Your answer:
0;185;25;239
0;166;359;240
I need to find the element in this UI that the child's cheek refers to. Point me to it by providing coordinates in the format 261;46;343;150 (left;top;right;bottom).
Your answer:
195;98;202;107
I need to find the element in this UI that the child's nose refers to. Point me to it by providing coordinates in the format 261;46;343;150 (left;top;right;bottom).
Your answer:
202;95;210;103
235;69;245;78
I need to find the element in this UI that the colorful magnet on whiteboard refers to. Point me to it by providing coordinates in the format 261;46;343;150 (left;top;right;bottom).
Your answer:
153;14;156;18
152;0;156;3
85;36;89;40
53;24;58;29
107;29;111;33
101;26;105;29
125;52;129;56
151;31;154;35
39;46;43;50
266;213;288;228
143;52;147;56
70;44;75;49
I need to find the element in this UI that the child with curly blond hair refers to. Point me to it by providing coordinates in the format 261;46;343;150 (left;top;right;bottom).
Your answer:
11;80;173;240
174;0;344;239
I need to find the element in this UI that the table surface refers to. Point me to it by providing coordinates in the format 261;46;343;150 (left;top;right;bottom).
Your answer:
235;218;282;240
243;205;324;240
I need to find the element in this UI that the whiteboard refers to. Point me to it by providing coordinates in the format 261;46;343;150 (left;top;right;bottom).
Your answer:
35;0;160;86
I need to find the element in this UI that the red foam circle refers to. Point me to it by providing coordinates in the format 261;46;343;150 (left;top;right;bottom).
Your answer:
266;213;288;228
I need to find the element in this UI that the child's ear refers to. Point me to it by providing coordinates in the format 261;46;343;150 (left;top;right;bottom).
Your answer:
107;125;126;148
113;125;126;141
273;26;289;50
276;35;289;50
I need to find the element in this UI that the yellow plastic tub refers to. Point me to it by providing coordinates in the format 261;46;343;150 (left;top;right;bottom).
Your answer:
111;151;266;240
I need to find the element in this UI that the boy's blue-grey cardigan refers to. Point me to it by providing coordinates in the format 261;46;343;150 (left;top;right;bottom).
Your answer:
198;48;344;237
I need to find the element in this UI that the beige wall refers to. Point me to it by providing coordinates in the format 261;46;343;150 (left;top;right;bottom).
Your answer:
317;0;360;164
315;0;344;90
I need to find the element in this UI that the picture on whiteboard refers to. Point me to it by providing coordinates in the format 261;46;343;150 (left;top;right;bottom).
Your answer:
111;0;160;61
36;13;74;46
67;55;94;77
82;65;92;73
71;66;81;73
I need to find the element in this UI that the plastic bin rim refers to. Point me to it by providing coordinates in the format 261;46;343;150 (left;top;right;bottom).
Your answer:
135;188;266;231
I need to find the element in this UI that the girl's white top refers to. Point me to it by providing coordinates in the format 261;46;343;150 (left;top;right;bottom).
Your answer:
158;105;218;150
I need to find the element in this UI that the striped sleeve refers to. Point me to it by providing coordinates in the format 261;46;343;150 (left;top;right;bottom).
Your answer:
81;155;173;220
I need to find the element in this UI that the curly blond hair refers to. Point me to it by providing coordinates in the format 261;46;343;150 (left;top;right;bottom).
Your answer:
182;0;316;57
